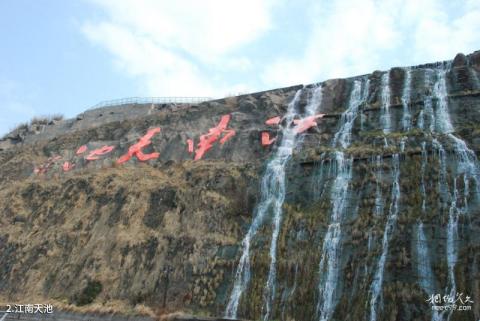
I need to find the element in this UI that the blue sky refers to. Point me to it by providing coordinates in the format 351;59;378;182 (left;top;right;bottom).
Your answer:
1;0;480;136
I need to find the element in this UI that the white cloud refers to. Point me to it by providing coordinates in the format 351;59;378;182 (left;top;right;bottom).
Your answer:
412;3;480;62
83;0;276;97
83;0;480;96
261;0;480;88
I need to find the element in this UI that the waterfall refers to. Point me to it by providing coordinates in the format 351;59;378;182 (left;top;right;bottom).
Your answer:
433;69;454;134
374;155;384;218
446;178;459;299
380;71;392;134
316;79;368;321
432;138;457;321
417;143;438;302
420;142;427;212
433;67;479;204
429;67;479;320
422;69;436;132
225;89;302;319
401;67;412;131
361;113;366;131
225;86;323;320
418;110;424;130
368;68;397;321
263;86;323;321
416;222;442;321
369;154;401;321
333;79;369;149
364;155;384;279
316;152;352;321
416;222;436;294
311;158;328;201
447;134;480;195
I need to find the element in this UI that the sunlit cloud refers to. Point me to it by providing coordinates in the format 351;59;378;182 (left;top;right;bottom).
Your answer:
83;0;277;97
82;0;480;96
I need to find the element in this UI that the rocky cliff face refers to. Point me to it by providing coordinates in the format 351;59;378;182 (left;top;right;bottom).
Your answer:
1;51;480;321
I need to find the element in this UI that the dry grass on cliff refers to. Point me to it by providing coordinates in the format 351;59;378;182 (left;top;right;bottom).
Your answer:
0;159;255;317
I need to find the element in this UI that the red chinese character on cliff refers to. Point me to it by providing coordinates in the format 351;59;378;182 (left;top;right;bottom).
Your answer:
117;127;161;164
76;145;88;155
261;132;276;146
85;145;115;161
33;155;62;175
261;116;282;147
293;114;325;133
265;116;281;126
62;161;75;172
186;139;194;153
193;115;235;160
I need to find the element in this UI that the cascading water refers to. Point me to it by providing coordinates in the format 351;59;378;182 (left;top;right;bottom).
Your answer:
225;89;302;319
226;59;479;321
316;152;352;321
316;79;369;321
369;154;401;321
225;86;323;320
447;134;480;195
401;67;412;131
380;71;392;134
333;79;369;149
420;141;427;212
364;155;384;279
433;69;454;134
420;69;436;132
368;67;405;321
446;177;459;298
431;138;451;321
374;155;384;219
433;139;449;205
416;144;437;298
433;67;479;206
428;66;479;320
263;86;323;321
416;222;436;295
311;158;328;201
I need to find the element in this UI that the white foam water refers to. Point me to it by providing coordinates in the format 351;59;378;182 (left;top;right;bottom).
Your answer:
416;222;442;321
369;154;401;321
316;79;368;321
374;155;384;219
226;86;324;320
225;89;303;319
416;222;436;294
333;79;370;148
263;86;323;321
429;67;479;320
401;67;412;131
380;71;392;134
420;141;427;212
423;69;436;132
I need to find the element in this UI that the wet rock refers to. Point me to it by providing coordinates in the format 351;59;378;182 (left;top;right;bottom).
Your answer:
452;53;467;67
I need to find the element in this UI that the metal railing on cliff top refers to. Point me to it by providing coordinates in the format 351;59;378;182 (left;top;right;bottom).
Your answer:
88;96;213;110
